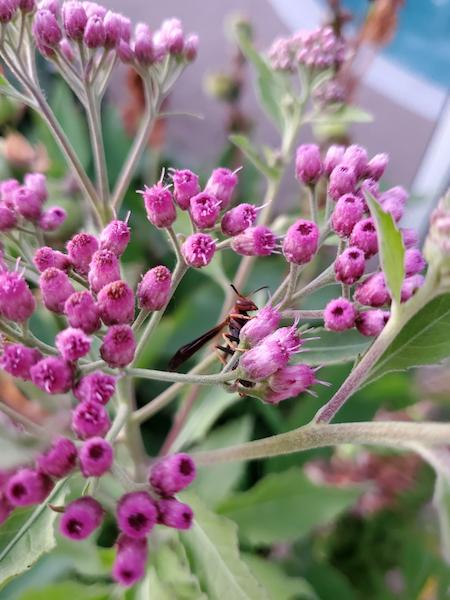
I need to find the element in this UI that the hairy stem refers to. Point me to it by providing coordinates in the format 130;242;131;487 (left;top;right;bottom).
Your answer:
127;368;238;385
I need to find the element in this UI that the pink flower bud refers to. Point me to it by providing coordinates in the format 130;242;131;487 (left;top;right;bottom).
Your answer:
189;191;221;229
295;144;323;185
58;37;75;61
74;371;116;405
117;14;131;42
365;153;388;181
184;34;198;61
149;453;196;496
231;225;276;256
324;297;357;331
137;265;172;311
40;267;75;313
401;228;418;249
56;327;91;361
117;39;133;63
30;356;73;393
83;15;105;47
19;0;35;13
0;203;17;231
32;9;62;47
283;219;319;264
356;310;390;337
266;364;316;404
162;18;184;54
170;169;200;210
97;280;135;325
240;305;281;346
0;178;20;207
99;219;130;256
88;249;121;293
60;496;104;539
328;164;356;200
82;1;106;19
117;491;158;538
64;290;100;334
332;193;365;237
38;0;59;16
134;23;154;64
100;324;136;368
13;186;42;221
240;339;290;381
24;172;48;204
157;498;193;530
72;400;111;439
334;247;365;285
401;274;424;302
350;218;378;258
354;272;390;307
103;11;122;47
62;1;87;40
67;232;99;275
323;144;345;176
342;144;368;179
152;29;168;62
221;203;257;236
37;437;77;478
182;233;215;268
205;167;238;209
38;206;67;231
1;343;41;380
404;247;426;276
0;270;36;322
0;0;17;23
112;536;148;587
6;468;52;507
79;437;113;477
138;183;176;229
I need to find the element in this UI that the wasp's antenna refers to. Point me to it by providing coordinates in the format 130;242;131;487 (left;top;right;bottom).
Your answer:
250;285;269;297
230;283;241;296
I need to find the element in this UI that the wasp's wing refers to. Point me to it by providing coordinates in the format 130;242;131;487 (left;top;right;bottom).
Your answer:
168;321;227;371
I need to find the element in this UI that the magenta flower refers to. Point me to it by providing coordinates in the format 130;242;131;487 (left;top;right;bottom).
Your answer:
64;291;101;334
117;491;158;539
30;357;73;394
79;437;114;477
182;233;216;268
137;265;172;311
99;219;131;257
74;371;116;405
37;437;77;478
324;298;357;331
100;324;136;368
231;226;276;257
97;280;135;325
60;496;104;540
88;249;121;293
139;183;176;229
221;203;258;237
149;453;196;496
72;400;111;439
157;498;193;530
55;327;92;361
40;267;75;313
283;219;319;265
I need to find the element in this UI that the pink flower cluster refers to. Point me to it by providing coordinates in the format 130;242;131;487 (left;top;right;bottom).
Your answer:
268;26;347;72
0;173;66;233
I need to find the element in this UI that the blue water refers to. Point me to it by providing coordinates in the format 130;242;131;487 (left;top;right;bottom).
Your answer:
340;0;450;87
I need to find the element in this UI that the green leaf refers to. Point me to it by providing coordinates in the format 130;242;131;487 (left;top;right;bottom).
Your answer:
0;481;68;587
180;492;268;600
191;416;253;506
310;104;373;124
15;582;110;600
218;470;360;546
243;554;318;600
367;294;450;384
229;134;279;180
297;328;370;366
0;425;41;470
233;21;286;130
365;191;405;305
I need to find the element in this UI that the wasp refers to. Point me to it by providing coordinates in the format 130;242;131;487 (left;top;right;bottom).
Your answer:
168;285;259;372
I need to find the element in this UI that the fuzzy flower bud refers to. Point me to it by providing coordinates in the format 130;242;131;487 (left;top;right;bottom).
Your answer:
60;496;103;540
74;371;116;405
117;492;158;539
324;298;357;331
240;339;290;382
59;38;75;61
72;400;111;439
24;172;48;204
40;267;75;313
342;144;368;179
295;144;323;185
37;437;77;478
38;206;67;231
184;34;198;61
366;153;388;181
283;219;319;264
0;0;17;23
380;193;404;223
171;169;200;210
79;437;113;477
139;183;176;229
0;271;36;322
13;186;42;221
0;203;17;231
99;219;130;256
19;0;35;12
266;364;316;404
56;327;91;361
6;469;52;507
100;324;136;368
62;1;87;39
182;233;216;268
83;15;105;47
67;232;99;276
30;356;73;394
157;498;193;530
221;203;257;236
334;247;365;285
112;536;148;587
324;144;345;176
401;228;418;249
350;218;378;258
328;164;356;200
103;11;122;47
404;248;426;276
83;2;106;19
134;23;154;63
332;193;365;237
88;249;121;293
231;225;276;257
117;39;133;62
205;167;238;210
1;343;41;380
240;305;281;346
401;274;424;302
189;192;221;229
97;280;135;325
137;265;172;311
354;273;390;307
0;178;20;205
33;247;71;273
149;453;196;496
356;310;390;337
32;9;62;47
65;291;100;334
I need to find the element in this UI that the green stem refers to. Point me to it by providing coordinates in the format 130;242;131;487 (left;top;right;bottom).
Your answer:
127;368;238;386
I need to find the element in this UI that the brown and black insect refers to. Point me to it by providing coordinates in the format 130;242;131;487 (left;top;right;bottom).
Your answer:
168;285;258;372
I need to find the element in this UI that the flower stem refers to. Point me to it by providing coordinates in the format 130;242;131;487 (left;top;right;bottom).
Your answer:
127;368;237;385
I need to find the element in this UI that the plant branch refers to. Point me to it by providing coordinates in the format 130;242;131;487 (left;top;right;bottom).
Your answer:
127;367;237;385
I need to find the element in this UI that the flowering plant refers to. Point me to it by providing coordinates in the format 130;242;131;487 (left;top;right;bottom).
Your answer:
0;2;449;597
